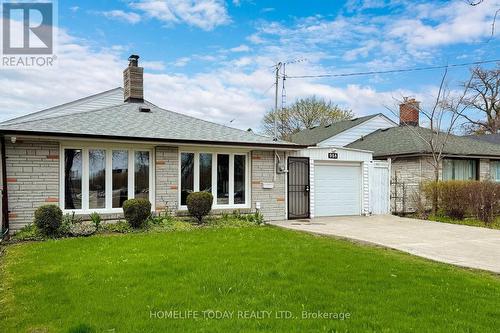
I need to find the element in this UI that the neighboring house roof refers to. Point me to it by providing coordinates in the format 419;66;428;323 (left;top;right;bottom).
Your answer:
347;126;500;158
467;133;500;145
289;114;394;146
0;89;300;148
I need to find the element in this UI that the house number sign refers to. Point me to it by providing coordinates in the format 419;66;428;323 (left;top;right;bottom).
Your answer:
328;152;338;159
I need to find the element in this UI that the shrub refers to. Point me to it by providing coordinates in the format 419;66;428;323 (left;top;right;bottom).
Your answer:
90;212;102;231
430;181;469;219
123;199;151;228
34;205;63;236
11;224;44;241
186;192;213;224
60;212;83;236
101;220;131;233
467;181;500;224
423;180;500;223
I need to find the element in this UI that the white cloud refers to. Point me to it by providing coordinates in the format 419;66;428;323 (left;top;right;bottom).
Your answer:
388;0;499;47
70;6;80;13
172;57;191;67
130;0;230;30
142;61;166;71
102;10;142;24
250;0;499;67
261;7;275;13
0;20;412;131
229;44;250;52
2;1;486;132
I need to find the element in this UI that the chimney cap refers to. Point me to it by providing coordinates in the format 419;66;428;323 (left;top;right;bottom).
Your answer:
128;54;140;67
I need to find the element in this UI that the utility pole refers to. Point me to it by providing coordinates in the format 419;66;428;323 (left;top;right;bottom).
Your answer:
273;62;282;141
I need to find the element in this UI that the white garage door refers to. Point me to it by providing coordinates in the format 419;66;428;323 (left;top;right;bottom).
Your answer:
314;163;362;216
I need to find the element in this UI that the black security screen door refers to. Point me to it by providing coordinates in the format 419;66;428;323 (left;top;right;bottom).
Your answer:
288;157;310;219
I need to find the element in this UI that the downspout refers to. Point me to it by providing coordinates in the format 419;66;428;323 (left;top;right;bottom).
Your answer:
1;135;9;239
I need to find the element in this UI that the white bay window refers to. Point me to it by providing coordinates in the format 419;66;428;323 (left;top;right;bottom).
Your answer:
180;151;249;209
62;146;153;213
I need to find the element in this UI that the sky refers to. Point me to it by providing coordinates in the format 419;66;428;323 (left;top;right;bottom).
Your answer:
0;0;499;132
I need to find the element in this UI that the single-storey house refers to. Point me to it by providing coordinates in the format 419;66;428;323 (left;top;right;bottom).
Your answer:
290;99;500;213
0;55;390;234
0;55;305;233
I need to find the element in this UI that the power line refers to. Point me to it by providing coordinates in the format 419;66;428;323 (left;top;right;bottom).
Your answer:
284;59;500;79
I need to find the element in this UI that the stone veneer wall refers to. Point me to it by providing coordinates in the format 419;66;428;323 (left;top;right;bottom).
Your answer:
251;150;286;221
390;156;440;214
5;139;60;232
155;146;179;214
4;142;288;231
479;159;492;181
391;157;495;214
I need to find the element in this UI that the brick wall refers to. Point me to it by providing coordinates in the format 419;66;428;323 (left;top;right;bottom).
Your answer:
5;139;60;232
251;150;286;221
155;146;179;214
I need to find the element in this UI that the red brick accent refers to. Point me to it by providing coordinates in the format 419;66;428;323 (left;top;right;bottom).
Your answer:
8;213;17;219
47;155;59;159
45;197;59;203
156;160;166;165
169;185;178;190
251;181;261;185
6;178;16;183
252;156;262;160
399;98;420;126
276;197;285;202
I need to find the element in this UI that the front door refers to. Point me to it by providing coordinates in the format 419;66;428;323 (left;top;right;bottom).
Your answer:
288;157;310;219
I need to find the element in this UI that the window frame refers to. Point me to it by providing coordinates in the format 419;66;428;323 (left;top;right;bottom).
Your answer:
442;158;479;181
178;149;250;210
491;160;500;182
60;144;154;214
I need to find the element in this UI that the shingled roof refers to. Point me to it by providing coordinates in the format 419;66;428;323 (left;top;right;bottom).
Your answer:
289;114;384;146
347;126;500;158
0;89;300;149
467;133;500;145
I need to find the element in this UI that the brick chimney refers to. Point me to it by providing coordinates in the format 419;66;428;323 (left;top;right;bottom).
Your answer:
123;54;144;103
399;97;420;126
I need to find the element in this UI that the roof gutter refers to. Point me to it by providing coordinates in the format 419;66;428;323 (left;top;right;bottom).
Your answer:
0;130;307;150
0;135;9;238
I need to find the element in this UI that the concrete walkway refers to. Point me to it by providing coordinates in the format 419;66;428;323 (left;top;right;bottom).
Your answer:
270;215;500;274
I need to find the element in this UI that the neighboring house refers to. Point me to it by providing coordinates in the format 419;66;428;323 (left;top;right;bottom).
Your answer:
290;113;396;147
467;133;500;145
0;55;304;233
290;98;500;213
467;134;500;183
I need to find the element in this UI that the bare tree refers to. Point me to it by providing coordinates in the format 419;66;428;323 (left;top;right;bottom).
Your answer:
261;96;353;140
386;69;474;212
459;65;500;134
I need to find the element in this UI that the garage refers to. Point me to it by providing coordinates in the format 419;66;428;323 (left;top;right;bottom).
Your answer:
288;146;389;219
314;163;361;216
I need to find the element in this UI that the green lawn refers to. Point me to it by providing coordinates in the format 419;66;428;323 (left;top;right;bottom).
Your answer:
1;226;499;333
427;214;500;230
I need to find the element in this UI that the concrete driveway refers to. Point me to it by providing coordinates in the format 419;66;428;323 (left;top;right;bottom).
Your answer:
270;215;500;274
